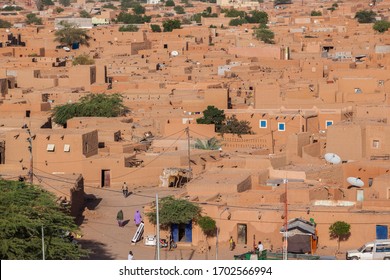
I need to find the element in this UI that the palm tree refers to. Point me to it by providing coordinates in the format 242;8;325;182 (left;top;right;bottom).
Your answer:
54;22;91;47
194;137;221;150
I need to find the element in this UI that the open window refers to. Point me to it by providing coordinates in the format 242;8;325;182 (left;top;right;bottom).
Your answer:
47;144;55;152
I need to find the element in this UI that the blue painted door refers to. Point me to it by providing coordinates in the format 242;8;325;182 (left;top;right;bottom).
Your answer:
376;225;388;240
171;224;179;242
185;222;192;242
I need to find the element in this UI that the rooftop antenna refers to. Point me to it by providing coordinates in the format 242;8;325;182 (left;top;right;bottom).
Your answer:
347;177;364;188
324;153;341;165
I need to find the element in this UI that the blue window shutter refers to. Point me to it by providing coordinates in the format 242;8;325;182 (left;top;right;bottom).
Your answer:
171;224;179;242
376;225;388;240
185;222;192;242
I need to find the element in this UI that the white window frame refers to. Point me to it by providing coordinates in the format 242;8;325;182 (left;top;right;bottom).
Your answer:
372;140;380;149
259;119;267;128
278;122;286;131
64;144;70;152
325;120;333;128
47;144;55;152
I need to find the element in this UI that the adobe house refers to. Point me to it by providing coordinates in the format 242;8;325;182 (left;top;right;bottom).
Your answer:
326;121;390;161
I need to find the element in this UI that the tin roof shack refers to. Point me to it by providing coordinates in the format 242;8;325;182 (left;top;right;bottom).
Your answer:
280;218;318;254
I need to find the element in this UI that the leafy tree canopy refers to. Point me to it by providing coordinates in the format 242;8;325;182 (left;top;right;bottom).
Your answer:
196;105;225;131
194;137;221;150
0;19;12;28
329;221;351;251
254;26;275;44
54;22;91;47
132;4;145;15
246;10;268;24
151;24;162;32
26;13;43;25
355;10;377;23
229;18;247;26
79;10;91;18
198;216;216;236
52;94;128;126
59;0;71;7
0;180;88;260
72;54;95;65
55;7;65;13
165;0;176;7
42;0;55;6
1;5;23;11
116;12;151;24
119;24;139;32
311;10;322;16
174;6;185;14
102;3;118;10
222;8;245;18
146;196;201;226
163;19;181;32
373;20;390;33
219;115;252;137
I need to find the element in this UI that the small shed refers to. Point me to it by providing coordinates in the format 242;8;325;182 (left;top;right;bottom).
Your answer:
280;218;318;254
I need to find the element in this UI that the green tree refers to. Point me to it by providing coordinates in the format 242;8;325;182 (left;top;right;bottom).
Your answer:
72;54;95;65
102;3;118;10
198;216;216;247
0;19;12;28
329;221;351;252
55;7;65;13
165;0;175;6
52;94;128;126
59;0;71;7
54;22;91;47
116;12;151;24
151;24;162;32
219;115;252;137
146;196;201;227
254;27;275;44
223;8;246;18
311;10;322;16
42;0;54;6
132;4;145;15
163;19;181;32
373;20;390;33
196;106;225;132
79;10;91;18
229;18;247;26
119;24;139;32
194;137;221;150
355;10;377;23
0;180;88;260
174;6;185;14
246;10;268;24
26;14;43;25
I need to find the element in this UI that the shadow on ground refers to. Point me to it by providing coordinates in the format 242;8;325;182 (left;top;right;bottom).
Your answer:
79;239;115;260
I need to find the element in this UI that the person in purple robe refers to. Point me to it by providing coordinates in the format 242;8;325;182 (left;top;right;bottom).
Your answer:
134;210;142;226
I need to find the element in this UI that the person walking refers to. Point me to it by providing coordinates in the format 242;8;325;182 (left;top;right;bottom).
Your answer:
229;236;235;251
257;241;264;252
122;182;128;198
117;209;124;227
134;210;142;226
128;251;134;260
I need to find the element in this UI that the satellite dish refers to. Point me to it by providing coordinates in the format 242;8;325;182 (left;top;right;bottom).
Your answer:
347;177;364;187
171;50;179;57
63;47;70;52
324;153;341;164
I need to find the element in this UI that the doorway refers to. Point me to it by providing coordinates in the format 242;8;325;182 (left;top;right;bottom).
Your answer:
101;169;110;187
171;222;192;243
237;224;247;244
357;189;364;202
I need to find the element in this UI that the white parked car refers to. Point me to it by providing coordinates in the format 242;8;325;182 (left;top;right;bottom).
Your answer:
346;239;390;260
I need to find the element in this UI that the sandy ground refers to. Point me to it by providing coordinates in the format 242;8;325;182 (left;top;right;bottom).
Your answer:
76;185;344;260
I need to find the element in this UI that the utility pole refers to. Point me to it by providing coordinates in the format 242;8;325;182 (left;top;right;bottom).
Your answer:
156;193;160;260
185;127;192;179
26;128;33;184
41;225;45;260
283;178;288;260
